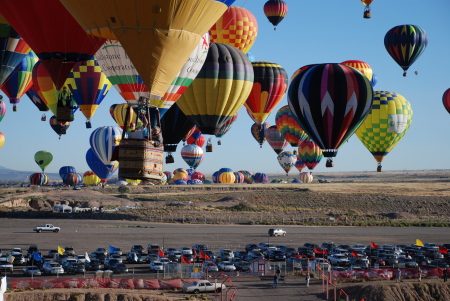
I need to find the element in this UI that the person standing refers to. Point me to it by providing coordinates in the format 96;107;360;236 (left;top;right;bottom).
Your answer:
443;268;448;282
396;268;402;283
418;267;422;282
272;274;279;288
306;273;311;287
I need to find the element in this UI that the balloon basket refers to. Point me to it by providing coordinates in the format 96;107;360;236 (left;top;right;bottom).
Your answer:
377;164;382;172
206;145;213;152
56;107;74;122
217;140;222;145
13;105;17;112
325;159;334;168
118;139;164;181
165;155;174;164
86;122;92;129
363;11;371;18
41;115;46;121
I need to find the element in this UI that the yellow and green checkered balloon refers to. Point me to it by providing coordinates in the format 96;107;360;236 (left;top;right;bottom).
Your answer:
356;91;413;164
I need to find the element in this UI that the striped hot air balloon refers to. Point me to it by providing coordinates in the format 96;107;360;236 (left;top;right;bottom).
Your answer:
251;122;270;148
254;172;268;183
239;170;254;184
299;172;313;183
341;60;373;82
294;158;306;173
219;171;235;184
263;0;288;30
181;144;204;170
83;171;101;186
30;173;48;185
89;126;122;173
86;148;119;180
298;138;323;171
265;125;289;154
234;171;245;183
275;105;308;147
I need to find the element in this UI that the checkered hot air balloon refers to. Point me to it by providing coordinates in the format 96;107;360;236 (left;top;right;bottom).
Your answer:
263;0;288;30
355;91;413;172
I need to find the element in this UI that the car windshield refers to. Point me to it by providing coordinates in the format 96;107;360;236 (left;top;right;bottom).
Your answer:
153;262;163;266
50;263;60;267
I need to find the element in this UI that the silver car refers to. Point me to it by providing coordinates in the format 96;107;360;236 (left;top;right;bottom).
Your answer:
23;266;42;276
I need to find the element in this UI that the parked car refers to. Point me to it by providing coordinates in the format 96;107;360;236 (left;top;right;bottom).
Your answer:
74;254;87;264
234;261;251;272
11;248;22;256
27;245;39;256
149;261;164;272
398;258;419;268
179;247;193;256
23;266;41;276
267;250;286;261
218;261;236;271
13;255;26;266
182;280;226;294
42;261;64;275
65;262;86;275
297;247;315;258
104;258;122;269
429;260;449;268
168;251;183;262
85;259;103;271
247;250;263;261
0;257;13;273
245;244;259;252
146;253;159;263
108;253;123;262
110;263;128;274
234;251;248;260
94;248;108;256
218;249;234;260
268;229;286;237
111;247;122;256
90;252;107;263
126;252;144;264
47;249;59;258
202;261;219;272
131;244;145;255
64;246;75;256
327;254;350;266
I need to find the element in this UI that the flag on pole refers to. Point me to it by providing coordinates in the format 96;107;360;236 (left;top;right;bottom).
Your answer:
351;249;359;258
134;253;139;263
313;246;323;254
57;246;65;255
200;250;210;260
416;239;424;247
370;242;380;249
181;255;191;264
439;246;448;254
85;252;91;263
109;246;118;254
5;255;14;264
33;252;42;262
158;248;166;258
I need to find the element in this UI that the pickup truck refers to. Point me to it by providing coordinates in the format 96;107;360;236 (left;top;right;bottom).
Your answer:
182;280;226;294
33;224;60;233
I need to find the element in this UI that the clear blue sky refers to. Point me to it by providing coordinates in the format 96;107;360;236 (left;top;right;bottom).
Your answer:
0;0;449;176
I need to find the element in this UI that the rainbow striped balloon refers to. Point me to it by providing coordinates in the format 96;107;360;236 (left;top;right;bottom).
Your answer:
275;105;308;147
239;170;254;184
298;138;323;171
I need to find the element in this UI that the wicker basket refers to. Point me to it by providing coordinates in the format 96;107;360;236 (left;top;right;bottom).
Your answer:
118;139;164;181
56;107;74;122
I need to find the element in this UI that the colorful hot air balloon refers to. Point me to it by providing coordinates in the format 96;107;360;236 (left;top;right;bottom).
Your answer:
288;63;373;167
1;51;38;111
277;151;297;176
26;85;49;113
49;115;70;139
246;51;256;62
341;60;373;82
83;171;101;186
239;170;254;184
186;128;206;148
209;6;258;54
212;171;220;183
219;172;236;184
59;166;76;179
371;74;378;87
361;0;374;18
443;88;450;114
34;150;53;172
173;168;189;182
89;126;122;173
251;122;270;148
233;171;244;183
275;105;308;147
294;158;306;173
355;91;413;172
86;148;119;180
263;0;288;30
177;43;254;135
0;0;105;91
63;173;82;186
0;98;5;122
245;61;288;124
216;113;238;139
0;13;31;87
299;172;313;183
0;132;4;149
109;103;143;129
384;25;428;76
181;144;204;170
29;173;48;185
65;57;112;128
254;172;268;183
298;138;324;171
62;0;229;109
265;125;289;154
191;171;205;183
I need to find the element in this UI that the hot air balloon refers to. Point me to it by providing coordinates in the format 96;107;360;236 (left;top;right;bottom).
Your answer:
341;60;373;83
384;25;428;76
275;105;308;147
191;171;205;183
254;173;268;183
83;171;100;186
299;172;313;183
371;74;378;87
186;128;205;148
34;150;53;172
239;170;254;184
29;173;48;186
161;103;196;164
0;0;105;91
173;168;189;182
355;91;413;172
109;103;143;129
298;138;324;171
188;179;203;185
245;61;288;125
32;61;78;122
212;171;220;183
219;172;236;184
49;115;70;139
63;173;82;186
215;113;238;144
246;51;256;62
209;6;258;54
0;132;4;149
89;126;122;174
294;158;306;173
251;122;270;148
277;151;297;176
1;51;38;111
443;89;450;114
65;57;112;128
181;144;204;170
59;166;76;179
361;0;374;18
61;0;229;110
0;97;5;123
288;63;373;167
86;148;119;180
0;13;31;88
173;179;187;185
177;43;254;135
265;125;289;154
263;0;288;30
26;85;49;115
234;171;245;183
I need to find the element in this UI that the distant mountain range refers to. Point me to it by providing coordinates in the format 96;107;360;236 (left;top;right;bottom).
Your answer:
0;167;60;181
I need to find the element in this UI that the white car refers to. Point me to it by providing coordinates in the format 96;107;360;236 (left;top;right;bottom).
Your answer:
218;261;236;271
11;248;22;256
179;247;193;255
74;255;87;264
327;254;349;266
23;266;42;276
182;280;226;294
159;258;171;265
149;261;164;272
42;261;64;275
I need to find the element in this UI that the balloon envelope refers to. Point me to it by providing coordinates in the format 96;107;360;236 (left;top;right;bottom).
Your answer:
86;148;118;180
34;150;53;172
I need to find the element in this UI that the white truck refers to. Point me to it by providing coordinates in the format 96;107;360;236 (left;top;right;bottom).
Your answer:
182;280;226;294
33;224;60;233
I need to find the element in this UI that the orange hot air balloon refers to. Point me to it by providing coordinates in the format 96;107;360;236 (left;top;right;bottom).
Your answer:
341;60;373;82
209;6;258;54
0;132;4;149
